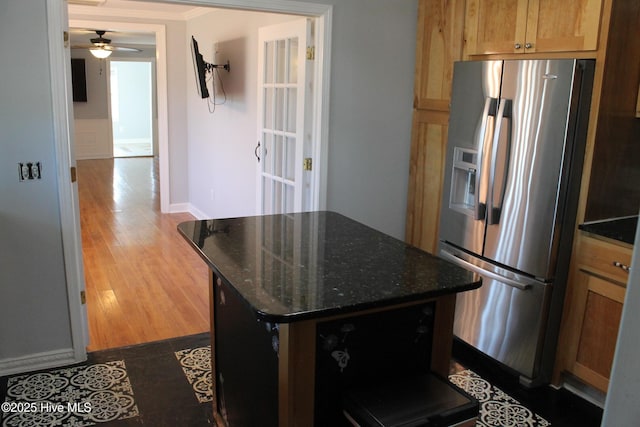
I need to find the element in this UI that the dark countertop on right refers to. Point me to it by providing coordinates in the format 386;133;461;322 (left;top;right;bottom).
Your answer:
579;216;638;245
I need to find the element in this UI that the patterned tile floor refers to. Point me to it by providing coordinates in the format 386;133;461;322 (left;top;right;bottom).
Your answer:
175;347;212;404
1;333;603;427
450;369;550;427
2;361;138;426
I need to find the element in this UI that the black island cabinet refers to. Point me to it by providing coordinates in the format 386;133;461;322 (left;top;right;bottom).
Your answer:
178;211;480;426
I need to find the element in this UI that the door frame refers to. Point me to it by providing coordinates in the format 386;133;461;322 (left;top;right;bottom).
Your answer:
69;19;170;212
48;0;88;363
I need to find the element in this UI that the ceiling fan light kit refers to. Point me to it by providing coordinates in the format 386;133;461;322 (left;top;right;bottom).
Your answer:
90;47;112;58
73;30;141;59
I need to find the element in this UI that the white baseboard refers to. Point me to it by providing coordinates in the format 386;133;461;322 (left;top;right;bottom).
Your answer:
167;203;210;220
0;348;83;377
187;204;210;220
168;203;190;214
76;153;112;160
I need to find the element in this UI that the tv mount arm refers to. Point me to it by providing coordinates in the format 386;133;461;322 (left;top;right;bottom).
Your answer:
205;60;230;73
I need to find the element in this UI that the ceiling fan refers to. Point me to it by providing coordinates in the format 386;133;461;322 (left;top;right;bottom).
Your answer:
72;30;142;58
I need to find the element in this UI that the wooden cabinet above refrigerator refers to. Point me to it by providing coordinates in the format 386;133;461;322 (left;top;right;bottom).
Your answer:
463;0;603;56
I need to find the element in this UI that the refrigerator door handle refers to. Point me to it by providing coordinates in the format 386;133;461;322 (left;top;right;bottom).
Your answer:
474;97;498;220
440;249;533;290
487;98;513;225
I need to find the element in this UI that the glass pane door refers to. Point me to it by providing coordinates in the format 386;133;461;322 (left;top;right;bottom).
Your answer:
257;20;308;215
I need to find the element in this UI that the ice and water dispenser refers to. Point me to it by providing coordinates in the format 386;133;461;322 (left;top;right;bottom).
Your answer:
449;147;477;215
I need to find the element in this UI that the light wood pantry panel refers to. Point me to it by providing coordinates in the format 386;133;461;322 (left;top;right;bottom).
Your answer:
405;110;449;254
572;271;625;392
413;0;466;110
465;0;603;55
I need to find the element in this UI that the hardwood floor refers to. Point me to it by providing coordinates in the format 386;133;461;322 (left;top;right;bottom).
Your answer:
77;158;210;351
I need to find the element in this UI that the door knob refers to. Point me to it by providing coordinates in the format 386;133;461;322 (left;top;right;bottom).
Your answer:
525;43;533;49
514;43;522;49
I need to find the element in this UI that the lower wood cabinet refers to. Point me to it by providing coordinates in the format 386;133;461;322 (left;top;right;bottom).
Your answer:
555;235;632;392
571;270;625;391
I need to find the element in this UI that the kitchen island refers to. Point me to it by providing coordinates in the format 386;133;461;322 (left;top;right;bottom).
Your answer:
178;211;480;426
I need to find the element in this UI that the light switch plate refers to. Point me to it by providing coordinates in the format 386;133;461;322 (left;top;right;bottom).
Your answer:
18;162;41;181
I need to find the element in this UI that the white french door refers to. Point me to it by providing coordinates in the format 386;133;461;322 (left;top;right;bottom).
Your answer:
257;19;312;215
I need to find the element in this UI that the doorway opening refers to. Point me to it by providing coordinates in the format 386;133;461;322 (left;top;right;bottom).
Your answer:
110;60;154;158
63;0;331;355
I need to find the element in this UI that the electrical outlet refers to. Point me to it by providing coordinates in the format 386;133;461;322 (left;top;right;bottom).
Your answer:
30;162;41;179
18;162;42;181
18;163;29;181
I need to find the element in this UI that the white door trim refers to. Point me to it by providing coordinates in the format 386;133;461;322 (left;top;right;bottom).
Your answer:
311;11;330;211
69;19;170;213
174;0;329;15
47;0;88;363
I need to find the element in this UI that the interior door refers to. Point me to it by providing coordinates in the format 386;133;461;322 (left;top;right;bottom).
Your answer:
257;19;310;215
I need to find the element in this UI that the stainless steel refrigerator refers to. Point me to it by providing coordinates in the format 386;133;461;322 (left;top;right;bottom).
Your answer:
438;59;594;386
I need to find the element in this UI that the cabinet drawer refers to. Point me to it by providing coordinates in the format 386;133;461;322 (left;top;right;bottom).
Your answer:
578;237;632;285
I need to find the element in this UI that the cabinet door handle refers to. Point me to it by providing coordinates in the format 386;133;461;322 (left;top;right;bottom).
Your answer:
613;261;631;273
525;42;533;49
514;43;522;49
255;141;261;163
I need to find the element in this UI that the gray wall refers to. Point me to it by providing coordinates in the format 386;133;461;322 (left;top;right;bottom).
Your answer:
322;0;417;239
0;0;73;360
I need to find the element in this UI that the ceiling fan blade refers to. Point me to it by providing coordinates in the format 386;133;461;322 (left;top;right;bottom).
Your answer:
104;46;142;52
70;44;142;53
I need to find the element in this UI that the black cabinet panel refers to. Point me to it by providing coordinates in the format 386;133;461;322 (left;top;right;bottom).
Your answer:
314;302;436;425
214;274;279;427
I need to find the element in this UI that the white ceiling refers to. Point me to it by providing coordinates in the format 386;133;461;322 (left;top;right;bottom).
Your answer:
69;28;156;47
69;0;212;47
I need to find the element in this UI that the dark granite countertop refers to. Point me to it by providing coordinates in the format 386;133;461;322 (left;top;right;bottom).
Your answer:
579;216;638;245
178;211;480;322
